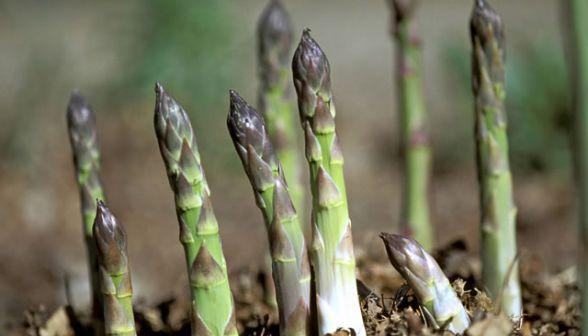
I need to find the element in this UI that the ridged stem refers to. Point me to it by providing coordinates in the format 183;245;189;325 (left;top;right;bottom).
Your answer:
470;0;522;317
292;30;366;336
94;202;136;336
154;84;237;336
389;0;433;250
228;91;311;336
66;91;105;334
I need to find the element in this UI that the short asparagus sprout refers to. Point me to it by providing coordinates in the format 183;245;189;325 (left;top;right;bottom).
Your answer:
470;0;522;317
66;91;105;331
380;233;470;334
292;29;366;336
94;201;136;336
387;0;434;250
227;90;311;336
153;83;237;336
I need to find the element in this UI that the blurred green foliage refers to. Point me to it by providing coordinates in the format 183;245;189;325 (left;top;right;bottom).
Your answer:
112;0;240;109
444;40;572;174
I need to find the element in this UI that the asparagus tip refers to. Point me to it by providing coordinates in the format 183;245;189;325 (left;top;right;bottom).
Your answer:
293;28;330;85
227;90;266;147
94;200;127;270
155;81;164;95
258;0;291;36
471;0;503;39
67;90;94;128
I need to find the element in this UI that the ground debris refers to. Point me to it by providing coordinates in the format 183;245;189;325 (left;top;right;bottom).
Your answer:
19;241;581;335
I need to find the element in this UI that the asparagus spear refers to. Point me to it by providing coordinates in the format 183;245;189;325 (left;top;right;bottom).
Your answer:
292;29;366;336
380;233;470;334
257;0;304;222
470;0;522;317
227;90;311;336
153;83;237;336
565;0;588;332
388;0;433;250
93;201;136;336
66;91;105;331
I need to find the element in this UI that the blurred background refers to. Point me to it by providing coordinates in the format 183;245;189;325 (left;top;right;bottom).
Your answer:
0;0;574;331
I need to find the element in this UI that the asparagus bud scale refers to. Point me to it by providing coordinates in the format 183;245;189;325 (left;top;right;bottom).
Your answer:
380;233;470;334
66;91;105;329
228;91;311;336
94;201;136;336
154;84;237;336
470;0;522;317
292;30;366;336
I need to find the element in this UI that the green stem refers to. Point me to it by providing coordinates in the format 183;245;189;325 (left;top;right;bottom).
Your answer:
154;84;237;336
392;1;433;250
66;91;105;335
470;0;521;317
293;30;365;336
567;0;588;332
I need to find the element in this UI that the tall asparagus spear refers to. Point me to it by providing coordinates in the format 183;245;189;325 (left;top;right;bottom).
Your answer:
565;0;588;332
388;0;433;250
380;233;470;334
153;83;237;336
292;30;366;336
257;0;304;221
66;91;105;332
227;90;311;336
470;0;522;317
93;201;136;336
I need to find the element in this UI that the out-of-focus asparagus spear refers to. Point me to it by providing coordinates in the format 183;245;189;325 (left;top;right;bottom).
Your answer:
470;0;522;317
292;29;366;336
257;0;304;221
387;0;433;250
66;91;105;332
380;233;470;334
153;84;237;336
93;201;136;336
565;0;588;332
227;90;311;336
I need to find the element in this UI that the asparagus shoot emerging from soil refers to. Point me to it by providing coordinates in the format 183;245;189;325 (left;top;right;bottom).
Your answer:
93;201;136;336
380;233;470;333
566;0;588;332
388;0;433;250
257;0;304;222
66;91;105;331
154;83;237;336
470;0;522;317
292;30;366;336
228;90;311;336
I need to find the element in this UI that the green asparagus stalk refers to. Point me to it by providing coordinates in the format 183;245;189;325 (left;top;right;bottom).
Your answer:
379;233;470;333
257;0;304;222
227;90;311;336
388;0;433;250
470;0;522;317
66;91;105;332
153;83;237;336
93;201;136;336
292;29;366;336
565;0;588;332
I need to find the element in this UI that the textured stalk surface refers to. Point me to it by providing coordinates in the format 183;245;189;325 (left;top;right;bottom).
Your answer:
228;91;310;336
154;84;237;336
566;0;588;332
389;0;433;250
470;0;522;317
66;91;105;332
257;0;304;222
292;30;366;336
94;201;136;336
380;233;470;333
